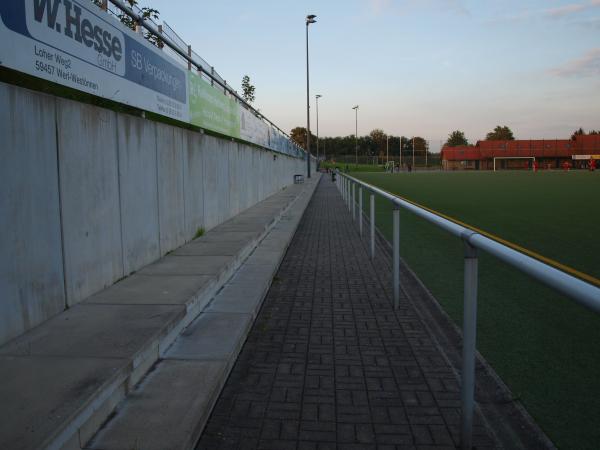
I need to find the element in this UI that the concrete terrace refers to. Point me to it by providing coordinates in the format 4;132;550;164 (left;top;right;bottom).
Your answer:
0;177;319;450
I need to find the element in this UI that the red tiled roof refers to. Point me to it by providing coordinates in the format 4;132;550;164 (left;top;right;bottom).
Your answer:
441;135;600;161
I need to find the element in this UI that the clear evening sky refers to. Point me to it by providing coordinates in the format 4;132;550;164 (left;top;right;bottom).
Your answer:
147;0;599;151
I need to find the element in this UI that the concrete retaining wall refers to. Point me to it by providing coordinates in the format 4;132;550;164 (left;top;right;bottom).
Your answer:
0;82;312;346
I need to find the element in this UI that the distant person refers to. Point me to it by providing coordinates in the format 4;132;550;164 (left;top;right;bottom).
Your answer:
407;162;412;172
533;160;538;172
562;160;571;171
590;158;596;172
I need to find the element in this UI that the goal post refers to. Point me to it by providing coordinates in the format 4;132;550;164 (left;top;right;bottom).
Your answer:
493;156;535;172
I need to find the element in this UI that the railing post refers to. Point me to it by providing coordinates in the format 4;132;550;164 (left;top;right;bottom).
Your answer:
393;207;400;309
370;193;375;259
359;187;363;236
347;180;352;211
461;240;478;450
352;183;356;221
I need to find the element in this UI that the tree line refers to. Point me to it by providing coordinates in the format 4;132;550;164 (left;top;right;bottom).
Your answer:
290;127;430;159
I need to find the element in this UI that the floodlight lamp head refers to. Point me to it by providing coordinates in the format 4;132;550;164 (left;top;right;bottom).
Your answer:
306;14;317;24
352;105;359;110
316;94;322;99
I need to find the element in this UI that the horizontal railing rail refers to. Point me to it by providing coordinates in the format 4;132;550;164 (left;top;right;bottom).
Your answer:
335;170;600;449
102;0;304;156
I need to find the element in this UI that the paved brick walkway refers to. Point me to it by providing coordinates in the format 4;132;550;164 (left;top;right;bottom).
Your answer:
196;178;497;450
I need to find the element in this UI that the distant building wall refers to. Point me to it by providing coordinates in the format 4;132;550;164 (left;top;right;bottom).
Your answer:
441;137;600;170
0;82;311;345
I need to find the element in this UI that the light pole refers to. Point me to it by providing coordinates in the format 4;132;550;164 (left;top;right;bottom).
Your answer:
352;105;359;165
412;136;415;168
399;137;402;168
386;134;389;165
305;14;317;178
316;94;322;168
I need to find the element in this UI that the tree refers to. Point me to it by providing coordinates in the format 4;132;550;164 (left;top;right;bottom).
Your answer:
369;129;387;156
241;75;256;104
571;128;585;140
485;125;515;141
445;130;469;147
571;128;600;139
92;0;162;47
290;127;316;150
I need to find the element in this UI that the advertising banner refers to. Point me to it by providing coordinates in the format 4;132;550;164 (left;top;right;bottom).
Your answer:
240;106;268;148
0;0;188;121
0;0;302;157
188;71;240;137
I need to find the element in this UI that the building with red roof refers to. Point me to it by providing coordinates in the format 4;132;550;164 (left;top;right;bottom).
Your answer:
441;134;600;170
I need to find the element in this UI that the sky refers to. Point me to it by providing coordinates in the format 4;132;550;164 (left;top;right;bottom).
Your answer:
146;0;599;152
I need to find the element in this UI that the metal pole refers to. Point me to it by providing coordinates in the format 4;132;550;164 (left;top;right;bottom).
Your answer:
305;22;312;178
461;242;478;450
352;183;356;220
399;137;402;168
359;187;363;236
412;137;415;168
393;208;400;309
354;107;359;165
316;95;320;169
386;135;389;165
425;140;428;167
370;193;375;259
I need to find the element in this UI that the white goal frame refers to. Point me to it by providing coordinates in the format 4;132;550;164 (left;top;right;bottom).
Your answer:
493;156;535;172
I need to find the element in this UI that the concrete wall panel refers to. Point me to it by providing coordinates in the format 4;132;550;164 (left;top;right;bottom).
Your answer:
156;124;186;254
202;135;229;230
184;130;204;237
0;83;307;345
117;114;160;275
0;84;65;344
57;98;123;306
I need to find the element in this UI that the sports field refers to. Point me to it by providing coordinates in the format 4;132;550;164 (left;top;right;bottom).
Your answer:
352;171;600;450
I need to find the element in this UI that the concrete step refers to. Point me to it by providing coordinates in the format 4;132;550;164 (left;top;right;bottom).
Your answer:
0;177;319;450
83;177;319;450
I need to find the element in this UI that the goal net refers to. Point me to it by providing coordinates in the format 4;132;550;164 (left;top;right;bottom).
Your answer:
493;157;535;171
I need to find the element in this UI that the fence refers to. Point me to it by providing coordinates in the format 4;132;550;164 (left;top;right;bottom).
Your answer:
327;154;442;168
97;0;303;159
335;171;600;449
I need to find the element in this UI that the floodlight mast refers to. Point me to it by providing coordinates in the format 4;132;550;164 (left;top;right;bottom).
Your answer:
352;105;359;165
305;14;317;178
316;94;322;168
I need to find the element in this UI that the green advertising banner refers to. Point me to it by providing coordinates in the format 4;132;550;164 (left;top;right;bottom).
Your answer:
188;71;240;137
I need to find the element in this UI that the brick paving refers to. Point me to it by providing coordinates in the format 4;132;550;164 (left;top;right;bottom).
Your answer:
196;178;498;450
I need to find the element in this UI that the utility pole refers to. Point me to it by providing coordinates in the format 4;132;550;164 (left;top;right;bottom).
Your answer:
412;136;415;168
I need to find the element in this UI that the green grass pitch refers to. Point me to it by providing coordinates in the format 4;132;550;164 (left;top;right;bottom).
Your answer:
352;170;600;450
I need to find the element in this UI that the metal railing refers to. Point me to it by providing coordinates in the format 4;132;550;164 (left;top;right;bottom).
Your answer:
96;0;304;157
335;171;600;449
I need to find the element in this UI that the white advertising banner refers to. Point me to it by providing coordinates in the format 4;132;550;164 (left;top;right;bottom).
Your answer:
0;0;302;157
0;0;188;121
240;106;269;148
